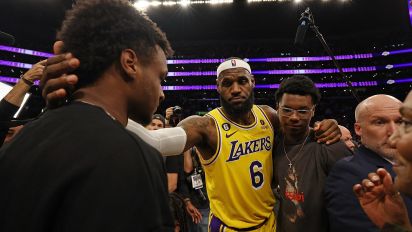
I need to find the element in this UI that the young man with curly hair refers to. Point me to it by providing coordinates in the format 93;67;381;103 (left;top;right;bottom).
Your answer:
0;0;174;231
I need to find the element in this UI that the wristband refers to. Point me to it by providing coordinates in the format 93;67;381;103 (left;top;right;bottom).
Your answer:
20;75;34;86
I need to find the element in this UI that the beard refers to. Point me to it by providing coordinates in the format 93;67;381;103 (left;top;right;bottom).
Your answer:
220;91;254;116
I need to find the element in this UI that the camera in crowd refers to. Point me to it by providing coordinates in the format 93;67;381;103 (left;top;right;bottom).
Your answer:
169;106;183;127
172;106;182;115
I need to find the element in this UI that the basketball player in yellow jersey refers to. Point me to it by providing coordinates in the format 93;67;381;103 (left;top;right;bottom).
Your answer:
42;53;342;231
203;104;276;231
173;58;341;231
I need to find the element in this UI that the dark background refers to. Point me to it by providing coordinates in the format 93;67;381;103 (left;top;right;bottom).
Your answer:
0;0;410;53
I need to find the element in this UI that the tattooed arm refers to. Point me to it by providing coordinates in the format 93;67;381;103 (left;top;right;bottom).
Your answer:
177;115;217;160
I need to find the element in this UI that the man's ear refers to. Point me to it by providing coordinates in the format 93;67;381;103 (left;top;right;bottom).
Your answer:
250;75;255;88
119;49;140;81
216;78;221;94
354;122;362;136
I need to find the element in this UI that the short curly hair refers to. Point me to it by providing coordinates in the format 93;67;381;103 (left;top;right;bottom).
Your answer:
57;0;173;88
275;75;321;106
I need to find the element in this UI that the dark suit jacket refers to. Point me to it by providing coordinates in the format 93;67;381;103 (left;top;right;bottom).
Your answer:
325;146;412;232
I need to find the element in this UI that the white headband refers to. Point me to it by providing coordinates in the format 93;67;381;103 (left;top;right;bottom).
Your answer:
216;59;252;77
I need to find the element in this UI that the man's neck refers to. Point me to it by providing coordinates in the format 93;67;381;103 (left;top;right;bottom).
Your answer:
221;108;254;125
362;145;395;165
73;82;128;126
284;128;311;145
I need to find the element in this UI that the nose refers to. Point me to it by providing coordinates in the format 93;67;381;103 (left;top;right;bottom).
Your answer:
288;110;300;121
348;140;356;151
231;82;241;95
387;121;398;136
388;128;400;148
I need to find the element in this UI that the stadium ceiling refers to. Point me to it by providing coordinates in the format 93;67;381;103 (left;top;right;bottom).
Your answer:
131;0;351;11
0;0;410;51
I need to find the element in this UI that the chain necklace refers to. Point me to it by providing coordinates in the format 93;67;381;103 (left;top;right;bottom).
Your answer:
283;132;310;170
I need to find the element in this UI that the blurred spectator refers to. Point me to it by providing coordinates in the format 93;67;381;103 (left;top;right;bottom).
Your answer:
169;192;190;232
0;59;45;146
146;112;182;193
326;94;412;232
146;113;166;130
339;125;356;151
183;147;210;232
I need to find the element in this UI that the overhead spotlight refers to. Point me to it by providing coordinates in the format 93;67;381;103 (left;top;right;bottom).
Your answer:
134;0;150;11
208;0;233;4
163;1;177;6
294;0;303;3
179;0;191;6
151;1;162;6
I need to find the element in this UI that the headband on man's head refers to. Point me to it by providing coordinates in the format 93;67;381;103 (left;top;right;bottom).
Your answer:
216;58;252;77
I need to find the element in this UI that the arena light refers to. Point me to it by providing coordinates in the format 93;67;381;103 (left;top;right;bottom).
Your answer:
131;0;234;6
162;1;177;6
294;0;303;4
151;0;162;6
208;0;233;4
247;0;292;2
134;0;150;10
178;0;190;6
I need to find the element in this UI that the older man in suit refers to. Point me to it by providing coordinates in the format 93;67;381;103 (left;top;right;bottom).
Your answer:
325;94;412;232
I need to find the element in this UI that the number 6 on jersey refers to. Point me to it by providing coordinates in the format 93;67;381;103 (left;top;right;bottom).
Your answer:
250;161;264;189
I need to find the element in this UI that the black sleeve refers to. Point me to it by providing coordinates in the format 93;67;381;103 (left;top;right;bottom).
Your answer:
0;99;19;120
382;223;412;232
0;99;20;147
165;154;182;174
178;171;191;198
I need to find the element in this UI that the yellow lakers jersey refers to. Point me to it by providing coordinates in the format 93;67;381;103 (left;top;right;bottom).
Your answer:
201;105;276;229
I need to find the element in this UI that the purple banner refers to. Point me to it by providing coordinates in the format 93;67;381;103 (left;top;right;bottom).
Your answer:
2;59;411;76
409;0;412;26
2;75;409;90
0;45;411;64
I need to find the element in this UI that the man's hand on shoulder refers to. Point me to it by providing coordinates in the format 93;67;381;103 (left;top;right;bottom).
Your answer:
314;119;341;145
